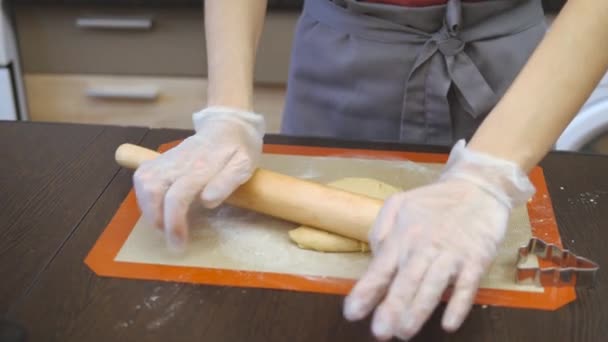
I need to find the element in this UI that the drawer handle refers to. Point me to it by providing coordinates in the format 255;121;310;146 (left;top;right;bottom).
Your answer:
86;85;159;101
75;17;153;30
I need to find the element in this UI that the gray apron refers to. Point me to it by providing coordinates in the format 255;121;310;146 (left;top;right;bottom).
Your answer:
280;0;547;145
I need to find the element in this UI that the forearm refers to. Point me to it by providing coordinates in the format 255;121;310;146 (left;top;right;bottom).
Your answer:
204;0;268;111
469;0;608;172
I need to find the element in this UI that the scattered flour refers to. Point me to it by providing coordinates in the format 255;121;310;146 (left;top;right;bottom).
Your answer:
146;299;185;330
567;191;607;206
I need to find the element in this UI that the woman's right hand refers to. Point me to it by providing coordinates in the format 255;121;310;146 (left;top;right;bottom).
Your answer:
132;106;265;252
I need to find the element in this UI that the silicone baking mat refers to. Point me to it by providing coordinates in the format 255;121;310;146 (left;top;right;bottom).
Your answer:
85;141;575;310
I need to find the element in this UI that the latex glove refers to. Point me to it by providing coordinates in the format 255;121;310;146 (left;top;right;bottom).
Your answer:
343;140;535;341
132;106;265;252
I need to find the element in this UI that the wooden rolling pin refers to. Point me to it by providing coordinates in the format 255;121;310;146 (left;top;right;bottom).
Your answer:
115;143;384;242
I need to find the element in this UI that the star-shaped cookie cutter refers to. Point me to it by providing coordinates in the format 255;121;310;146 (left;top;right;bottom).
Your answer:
516;237;599;288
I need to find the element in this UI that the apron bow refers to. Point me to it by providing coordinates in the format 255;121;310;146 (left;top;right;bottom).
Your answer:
400;0;497;144
433;28;464;56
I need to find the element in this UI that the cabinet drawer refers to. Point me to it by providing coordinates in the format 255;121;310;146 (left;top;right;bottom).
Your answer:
24;73;285;132
15;5;298;83
15;5;206;77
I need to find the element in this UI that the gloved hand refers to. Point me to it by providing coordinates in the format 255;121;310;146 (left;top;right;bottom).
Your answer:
132;106;265;252
343;140;535;341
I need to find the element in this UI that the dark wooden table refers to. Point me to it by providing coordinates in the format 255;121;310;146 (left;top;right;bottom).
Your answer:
1;121;606;342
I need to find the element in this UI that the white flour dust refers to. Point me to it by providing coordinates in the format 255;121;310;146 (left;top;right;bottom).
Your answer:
114;320;135;330
186;203;371;279
143;295;160;309
191;206;297;270
146;299;186;330
114;321;130;329
114;285;188;331
567;191;607;206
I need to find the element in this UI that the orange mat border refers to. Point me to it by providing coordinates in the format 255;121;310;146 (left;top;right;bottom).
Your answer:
85;141;575;311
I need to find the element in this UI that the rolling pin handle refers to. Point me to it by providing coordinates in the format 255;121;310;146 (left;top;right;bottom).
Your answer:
115;143;160;169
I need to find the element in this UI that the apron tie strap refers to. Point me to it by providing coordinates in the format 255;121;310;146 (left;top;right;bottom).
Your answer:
400;0;497;144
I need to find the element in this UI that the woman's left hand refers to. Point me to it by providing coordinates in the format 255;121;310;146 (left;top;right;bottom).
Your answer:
342;140;536;340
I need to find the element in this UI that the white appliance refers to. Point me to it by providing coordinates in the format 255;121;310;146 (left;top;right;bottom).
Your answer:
0;0;26;121
0;67;17;120
555;72;608;152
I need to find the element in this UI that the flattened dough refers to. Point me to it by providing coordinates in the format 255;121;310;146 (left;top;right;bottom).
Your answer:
288;227;370;252
288;177;401;253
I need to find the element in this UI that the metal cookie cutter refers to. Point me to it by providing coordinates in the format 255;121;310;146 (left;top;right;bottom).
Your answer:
516;237;599;288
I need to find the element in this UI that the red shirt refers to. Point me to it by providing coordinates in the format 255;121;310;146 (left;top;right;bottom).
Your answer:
367;0;482;6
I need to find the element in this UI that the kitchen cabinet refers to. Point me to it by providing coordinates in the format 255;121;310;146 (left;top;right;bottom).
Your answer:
14;4;297;83
13;3;296;130
24;73;285;132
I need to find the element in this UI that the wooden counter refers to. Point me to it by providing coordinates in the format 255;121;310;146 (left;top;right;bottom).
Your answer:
1;121;606;341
